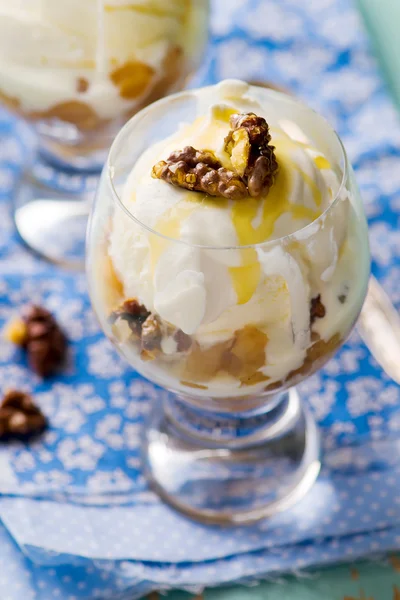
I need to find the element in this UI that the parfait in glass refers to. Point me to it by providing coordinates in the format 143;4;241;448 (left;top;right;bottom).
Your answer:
87;80;370;524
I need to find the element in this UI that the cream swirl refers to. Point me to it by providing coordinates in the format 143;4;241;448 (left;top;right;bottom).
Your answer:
110;80;342;345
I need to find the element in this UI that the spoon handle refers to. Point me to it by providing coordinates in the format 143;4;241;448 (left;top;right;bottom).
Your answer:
357;276;400;384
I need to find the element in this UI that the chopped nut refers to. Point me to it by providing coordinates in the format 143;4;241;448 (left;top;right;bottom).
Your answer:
110;301;192;361
111;319;132;344
224;113;278;197
228;127;251;177
174;329;192;353
111;299;166;360
140;349;159;361
0;390;47;440
141;314;162;353
10;306;68;377
76;77;89;93
152;146;247;200
3;317;27;346
110;299;150;337
310;295;326;324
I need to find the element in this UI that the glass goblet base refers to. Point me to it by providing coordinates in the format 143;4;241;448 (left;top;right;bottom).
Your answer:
143;388;321;525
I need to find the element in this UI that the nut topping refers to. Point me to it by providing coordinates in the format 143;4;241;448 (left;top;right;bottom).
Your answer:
310;295;326;324
152;146;247;200
0;390;47;440
4;306;67;378
224;113;278;197
152;112;278;200
110;299;192;360
110;298;150;337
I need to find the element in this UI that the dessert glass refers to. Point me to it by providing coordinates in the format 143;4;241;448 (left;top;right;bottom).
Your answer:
0;0;209;266
87;83;370;524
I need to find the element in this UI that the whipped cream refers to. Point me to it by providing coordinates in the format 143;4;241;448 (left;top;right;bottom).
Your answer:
106;80;368;389
0;0;205;119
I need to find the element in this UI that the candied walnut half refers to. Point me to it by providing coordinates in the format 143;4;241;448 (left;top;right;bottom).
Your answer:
152;146;247;200
4;305;67;377
152;111;278;200
0;390;47;440
224;113;278;197
22;306;67;377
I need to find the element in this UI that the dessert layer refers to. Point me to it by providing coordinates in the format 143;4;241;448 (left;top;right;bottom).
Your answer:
96;80;369;395
0;1;207;122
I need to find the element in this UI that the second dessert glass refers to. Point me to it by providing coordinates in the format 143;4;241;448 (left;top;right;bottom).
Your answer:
87;82;370;524
0;0;209;267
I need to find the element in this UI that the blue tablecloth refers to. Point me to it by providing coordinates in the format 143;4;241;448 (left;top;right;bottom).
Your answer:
1;0;400;598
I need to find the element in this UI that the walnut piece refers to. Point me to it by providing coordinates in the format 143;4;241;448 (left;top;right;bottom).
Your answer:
5;306;67;377
152;146;247;200
141;314;162;360
110;298;150;337
0;390;47;440
23;306;67;377
110;299;191;360
224;113;278;197
174;329;192;353
152;112;278;200
310;295;326;324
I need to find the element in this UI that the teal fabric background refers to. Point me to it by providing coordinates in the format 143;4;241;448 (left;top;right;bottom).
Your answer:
164;560;400;599
358;0;400;109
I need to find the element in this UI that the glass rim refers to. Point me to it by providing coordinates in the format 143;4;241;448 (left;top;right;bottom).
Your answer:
107;83;348;251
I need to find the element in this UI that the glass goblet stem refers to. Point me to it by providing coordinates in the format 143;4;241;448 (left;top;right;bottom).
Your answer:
143;388;321;525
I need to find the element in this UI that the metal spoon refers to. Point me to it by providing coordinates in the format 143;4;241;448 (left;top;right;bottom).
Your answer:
15;198;91;271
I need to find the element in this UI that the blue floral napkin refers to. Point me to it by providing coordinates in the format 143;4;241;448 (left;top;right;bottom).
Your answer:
2;0;400;598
